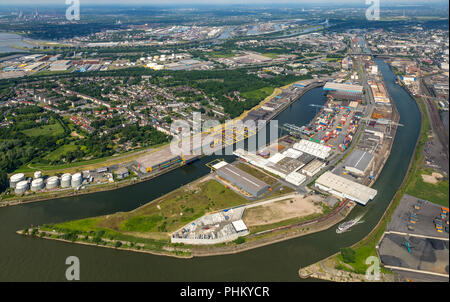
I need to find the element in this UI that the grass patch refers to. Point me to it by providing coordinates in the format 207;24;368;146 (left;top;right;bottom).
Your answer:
43;144;79;161
406;172;449;206
241;87;274;101
45;179;247;239
261;53;279;59
22;123;64;137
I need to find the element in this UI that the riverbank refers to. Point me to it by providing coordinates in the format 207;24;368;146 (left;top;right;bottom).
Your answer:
3;80;320;207
298;61;425;282
1;159;188;207
18;189;355;259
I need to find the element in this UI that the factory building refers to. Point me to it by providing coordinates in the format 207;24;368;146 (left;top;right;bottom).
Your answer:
323;82;363;96
343;149;374;176
115;167;130;179
135;148;184;174
231;220;248;233
216;164;269;197
301;159;326;177
293;139;332;160
314;171;377;205
285;171;306;186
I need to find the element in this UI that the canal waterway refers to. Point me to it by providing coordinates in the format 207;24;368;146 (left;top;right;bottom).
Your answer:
0;60;421;281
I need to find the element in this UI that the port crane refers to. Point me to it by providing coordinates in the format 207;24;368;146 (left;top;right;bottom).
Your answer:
359;117;404;132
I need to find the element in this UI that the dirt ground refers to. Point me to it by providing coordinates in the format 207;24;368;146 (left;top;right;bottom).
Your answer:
421;172;444;184
244;195;324;227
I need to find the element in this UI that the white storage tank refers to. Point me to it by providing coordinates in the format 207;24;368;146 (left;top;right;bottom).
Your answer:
15;180;29;194
46;176;60;189
10;173;25;188
33;171;42;179
31;178;44;191
61;173;72;188
71;172;82;188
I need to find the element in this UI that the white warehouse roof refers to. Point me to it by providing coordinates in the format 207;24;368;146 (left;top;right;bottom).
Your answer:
232;220;248;232
285;171;306;186
293;140;332;160
315;171;377;205
282;148;303;159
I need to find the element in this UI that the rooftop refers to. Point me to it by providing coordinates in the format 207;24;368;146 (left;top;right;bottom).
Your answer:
315;171;377;205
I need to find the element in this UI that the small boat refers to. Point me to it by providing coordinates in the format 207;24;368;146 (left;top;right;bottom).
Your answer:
336;219;358;233
336;215;364;234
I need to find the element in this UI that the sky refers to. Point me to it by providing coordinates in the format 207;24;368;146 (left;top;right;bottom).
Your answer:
4;0;448;5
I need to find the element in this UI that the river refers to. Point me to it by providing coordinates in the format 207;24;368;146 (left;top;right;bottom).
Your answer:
0;32;32;53
0;60;421;281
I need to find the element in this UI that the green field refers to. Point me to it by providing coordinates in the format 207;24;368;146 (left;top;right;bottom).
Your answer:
22;123;65;137
406;168;449;207
43;144;79;162
261;53;279;59
241;87;274;101
47;179;248;238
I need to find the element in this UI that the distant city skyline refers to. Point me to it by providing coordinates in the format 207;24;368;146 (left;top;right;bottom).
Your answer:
3;0;449;6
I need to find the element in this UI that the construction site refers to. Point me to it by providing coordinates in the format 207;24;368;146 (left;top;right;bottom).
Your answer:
377;194;449;281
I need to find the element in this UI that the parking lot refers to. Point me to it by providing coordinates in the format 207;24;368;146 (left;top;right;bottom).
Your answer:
387;194;449;238
378;233;449;278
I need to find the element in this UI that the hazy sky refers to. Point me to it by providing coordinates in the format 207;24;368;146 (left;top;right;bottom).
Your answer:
4;0;448;5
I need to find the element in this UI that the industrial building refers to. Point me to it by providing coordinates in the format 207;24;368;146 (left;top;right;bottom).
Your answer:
314;171;377;205
232;219;249;233
216;164;269;197
301;159;326;177
293;139;332;160
323;82;363;96
115;167;130;179
135;148;184;174
343;149;374;176
285;171;307;186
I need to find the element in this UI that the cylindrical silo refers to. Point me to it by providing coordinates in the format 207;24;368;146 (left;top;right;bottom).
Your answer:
33;171;42;179
71;172;82;188
61;173;72;188
10;173;25;188
15;180;29;194
46;176;60;189
31;178;44;191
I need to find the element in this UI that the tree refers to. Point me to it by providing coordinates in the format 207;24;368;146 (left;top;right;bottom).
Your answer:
341;247;356;263
0;170;8;194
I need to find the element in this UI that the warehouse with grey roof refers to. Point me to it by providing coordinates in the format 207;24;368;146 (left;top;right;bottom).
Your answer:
343;149;374;176
216;164;269;197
